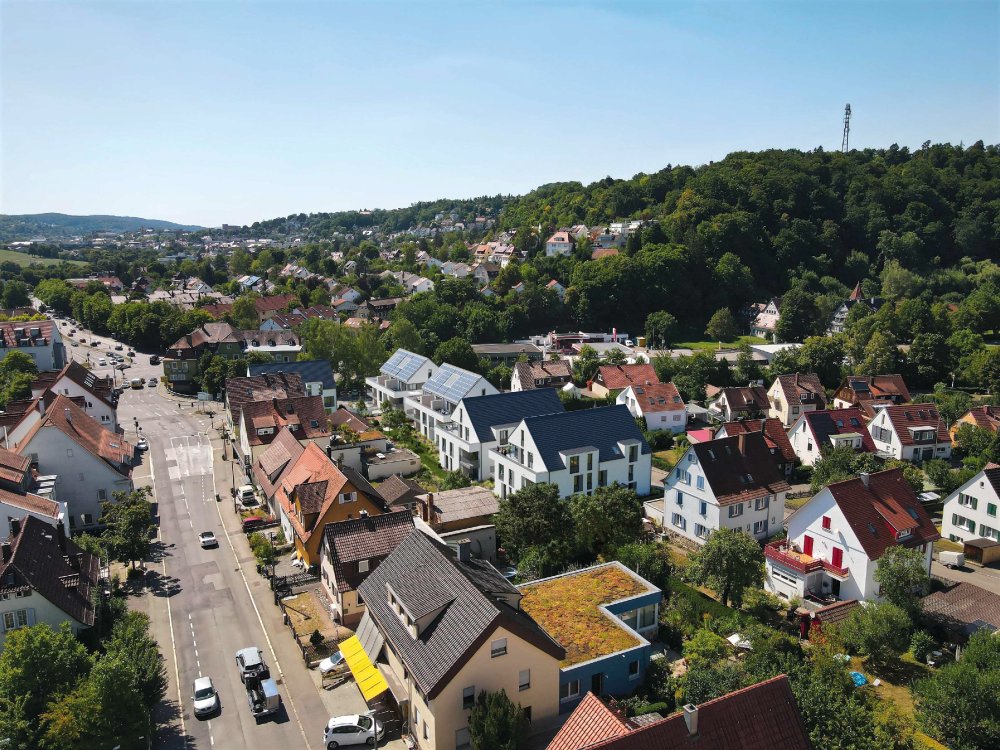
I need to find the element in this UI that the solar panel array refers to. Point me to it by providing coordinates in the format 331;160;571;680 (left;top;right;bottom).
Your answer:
381;349;428;381
423;364;481;402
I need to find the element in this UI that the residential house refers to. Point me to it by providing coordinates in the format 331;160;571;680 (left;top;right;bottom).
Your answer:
440;262;470;279
511;359;573;392
470;262;499;285
519;562;661;714
951;405;1000;443
248;359;337;411
437;390;563;481
250;427;304;515
470;343;543;367
319;510;415;627
750;298;781;341
0;516;100;650
377;474;427;512
545;231;574;257
767;373;826;428
546;674;812;750
274;442;386;566
357;297;403;322
832;375;911;409
238;395;331;465
590;364;659;399
657;432;790;545
616;382;686;434
787;408;876;467
0;445;66;538
237;274;266;293
764;468;938;602
333;297;360;315
828;283;884;334
922;582;1000;641
867;403;951;462
490;405;652;500
11;395;134;532
30;361;119;432
224;372;305;434
708;385;770;422
941;463;1000;551
366;349;439;411
545;279;566;301
716;418;797;476
404;364;498;442
329;407;372;435
356;530;565;750
412;487;499;562
0;321;65;372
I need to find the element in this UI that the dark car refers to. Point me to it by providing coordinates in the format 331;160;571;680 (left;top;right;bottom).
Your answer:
150;355;160;365
241;516;266;533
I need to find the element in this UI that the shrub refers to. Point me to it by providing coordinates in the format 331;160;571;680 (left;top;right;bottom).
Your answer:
910;630;936;663
309;629;324;646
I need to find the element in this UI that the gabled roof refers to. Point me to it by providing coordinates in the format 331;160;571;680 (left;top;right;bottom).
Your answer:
0;515;99;628
423;363;486;403
773;373;826;408
824;468;939;560
33;361;117;407
717;386;770;413
520;405;650;472
922;582;1000;634
548;675;812;750
0;487;60;519
984;463;1000;497
378;475;427;508
18;395;133;475
240;395;330;447
960;405;1000;433
460;389;564;443
835;375;911;405
225;373;305;428
323;510;415;593
252;426;305;498
0;446;31;486
877;403;949;445
595;364;659;391
810;599;860;627
718;418;796;464
623;382;685;414
547;692;631;750
329;407;372;434
691;433;791;506
800;408;876;453
381;348;432;381
358;530;564;699
253;293;297;313
416;486;498;525
514;359;572;389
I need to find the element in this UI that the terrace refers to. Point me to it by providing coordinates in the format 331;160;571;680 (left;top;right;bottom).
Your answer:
765;540;849;578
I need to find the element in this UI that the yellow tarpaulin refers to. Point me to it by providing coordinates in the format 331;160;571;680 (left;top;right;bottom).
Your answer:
339;635;389;702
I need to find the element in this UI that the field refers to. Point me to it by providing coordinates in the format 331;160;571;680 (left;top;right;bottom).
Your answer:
674;335;767;351
0;248;87;267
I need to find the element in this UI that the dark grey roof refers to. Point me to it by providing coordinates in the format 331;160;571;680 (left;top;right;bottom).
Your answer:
521;405;650;471
460;389;564;443
358;530;562;698
248;359;335;390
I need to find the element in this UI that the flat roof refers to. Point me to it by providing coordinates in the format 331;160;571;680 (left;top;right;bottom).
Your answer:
518;563;655;666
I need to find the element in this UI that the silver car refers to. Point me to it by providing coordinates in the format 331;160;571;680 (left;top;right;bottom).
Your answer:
192;676;219;717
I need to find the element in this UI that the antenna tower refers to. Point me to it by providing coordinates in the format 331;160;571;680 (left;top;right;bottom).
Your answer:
841;103;851;154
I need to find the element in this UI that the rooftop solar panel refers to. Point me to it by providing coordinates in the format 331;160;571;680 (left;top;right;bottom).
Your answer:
424;364;481;402
381;349;429;381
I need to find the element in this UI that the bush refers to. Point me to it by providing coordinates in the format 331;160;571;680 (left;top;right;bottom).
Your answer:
634;701;670;716
309;629;324;646
910;630;937;663
741;588;784;620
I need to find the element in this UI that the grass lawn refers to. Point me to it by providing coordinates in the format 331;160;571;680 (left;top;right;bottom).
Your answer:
653;447;685;471
934;537;963;553
386;427;447;481
0;248;87;267
785;495;811;511
849;653;932;724
674;335;767;352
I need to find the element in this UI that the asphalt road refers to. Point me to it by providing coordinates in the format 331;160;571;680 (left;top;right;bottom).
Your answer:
121;385;326;750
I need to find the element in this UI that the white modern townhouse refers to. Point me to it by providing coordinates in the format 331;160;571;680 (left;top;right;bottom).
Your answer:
404;363;497;443
366;349;439;412
866;403;951;463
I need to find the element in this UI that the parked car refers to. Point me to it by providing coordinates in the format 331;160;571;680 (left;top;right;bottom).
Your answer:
130;377;143;389
199;531;217;548
137;438;149;451
150;354;160;364
98;358;107;366
323;714;384;748
114;343;123;351
192;676;220;717
235;647;268;683
127;350;135;357
241;516;266;532
318;651;346;675
238;485;257;506
148;377;158;387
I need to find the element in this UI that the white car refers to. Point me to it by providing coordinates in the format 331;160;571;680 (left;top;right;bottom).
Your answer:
136;438;149;451
323;714;383;748
318;651;346;675
199;531;218;548
192;676;219;717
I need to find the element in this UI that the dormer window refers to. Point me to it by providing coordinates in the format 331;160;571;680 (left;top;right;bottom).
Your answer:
897;528;912;540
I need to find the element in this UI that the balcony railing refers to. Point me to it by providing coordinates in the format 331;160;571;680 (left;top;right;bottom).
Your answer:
765;541;848;578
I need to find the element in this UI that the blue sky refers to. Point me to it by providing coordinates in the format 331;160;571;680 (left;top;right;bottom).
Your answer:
2;0;997;227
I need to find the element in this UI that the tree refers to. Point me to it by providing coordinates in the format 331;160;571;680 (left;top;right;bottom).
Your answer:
249;532;276;568
570;484;643;559
468;689;529;750
733;343;764;385
1;280;30;309
690;528;764;607
440;470;472;490
682;628;729;669
230;294;260;329
705;307;737;347
103;611;167;710
101;486;155;568
572;344;601;384
858;330;899;374
682;661;746;704
494;484;574;565
383;318;424;355
836;602;912;668
0;350;38;408
810;445;883;491
775;287;823;342
907;333;952;387
645;311;678;349
873;546;929;615
797;336;845;388
615;542;672;588
34;279;74;314
604;348;627;365
433;337;479;372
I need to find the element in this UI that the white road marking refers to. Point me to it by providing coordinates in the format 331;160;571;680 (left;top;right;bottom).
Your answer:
162;555;187;745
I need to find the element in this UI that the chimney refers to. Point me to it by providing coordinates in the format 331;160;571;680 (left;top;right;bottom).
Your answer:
456;539;471;563
683;704;699;736
56;521;67;552
10;518;20;537
860;472;870;487
64;408;72;423
1;542;10;562
737;432;748;456
422;493;433;524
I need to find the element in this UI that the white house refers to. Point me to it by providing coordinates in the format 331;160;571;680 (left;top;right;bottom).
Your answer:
404;364;498;442
616;382;686;434
365;349;438;412
787;408;876;467
657;432;790;545
866;403;952;463
941;463;1000;545
545;231;574;257
767;373;826;428
750;298;781;341
0;487;66;541
545;279;566;301
764;468;938;602
436;390;564;481
490;405;651;500
0;321;65;372
31;361;119;432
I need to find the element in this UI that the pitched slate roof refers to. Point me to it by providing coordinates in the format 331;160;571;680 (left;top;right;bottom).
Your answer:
514;359;572;389
692;433;791;506
718;386;770;414
718;418;796;465
461;389;563;443
547;692;631;750
984;463;1000;496
0;515;99;628
378;475;427;508
251;426;304;499
358;529;564;699
248;359;336;390
835;375;911;405
960;405;1000;433
879;403;949;445
548;675;812;750
520;405;650;472
225;373;305;428
773;373;826;408
595;364;659;391
323;510;415;593
801;408;876;453
625;382;685;414
825;468;939;560
240;395;330;447
922;582;1000;635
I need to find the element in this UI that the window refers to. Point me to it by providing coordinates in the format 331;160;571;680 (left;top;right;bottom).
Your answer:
958;493;978;509
358;559;370;573
462;686;475;710
570;456;580;474
599;470;607;487
628;660;640;679
338;492;357;504
587;454;593;471
755;496;769;511
424;721;428;740
628;465;634;482
559;680;580;702
456;728;471;750
677;470;691;485
574;475;583;493
498;464;505;481
675;491;684;507
587;473;593;491
97;489;107;501
81;513;93;525
989;503;998;518
696;476;704;490
490;638;507;657
671;513;686;530
519;669;530;691
822;516;831;530
699;500;707;516
637;604;657;628
628;445;638;462
753;520;768;535
522;707;531;722
728;504;743;518
527;452;533;469
695;523;709;538
1;609;30;632
65;448;74;458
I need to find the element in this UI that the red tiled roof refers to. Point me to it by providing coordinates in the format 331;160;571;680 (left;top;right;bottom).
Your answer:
960;405;1000;433
800;408;877;453
0;447;31;486
240;395;330;447
329;407;371;434
692;433;791;505
811;599;859;627
591;248;619;260
880;403;949;445
595;364;659;391
0;487;60;518
826;468;939;560
252;427;305;499
835;375;911;405
0;320;56;347
547;692;631;750
323;510;415;593
718;418;796;464
626;382;685;414
225;373;305;428
253;293;298;313
774;373;826;408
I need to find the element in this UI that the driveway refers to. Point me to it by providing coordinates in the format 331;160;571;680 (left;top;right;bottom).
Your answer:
931;560;1000;596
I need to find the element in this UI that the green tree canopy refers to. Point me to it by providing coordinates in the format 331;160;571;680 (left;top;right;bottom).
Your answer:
690;528;764;607
468;689;529;750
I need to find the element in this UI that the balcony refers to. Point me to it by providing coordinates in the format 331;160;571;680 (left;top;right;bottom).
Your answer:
765;541;848;578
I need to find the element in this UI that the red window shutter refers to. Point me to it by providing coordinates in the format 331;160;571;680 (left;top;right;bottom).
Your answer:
803;535;814;556
832;547;843;568
822;516;831;530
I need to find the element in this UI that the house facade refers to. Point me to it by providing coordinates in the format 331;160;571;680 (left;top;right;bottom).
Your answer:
0;321;65;372
832;375;911;409
366;349;438;412
248;359;337;411
510;359;573;392
616;382;686;434
867;403;951;462
787;408;876;467
708;385;770;422
545;231;574;257
941;464;1000;546
31;361;119;432
767;373;826;427
238;395;331;465
750;298;781;340
404;364;497;443
590;364;658;399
